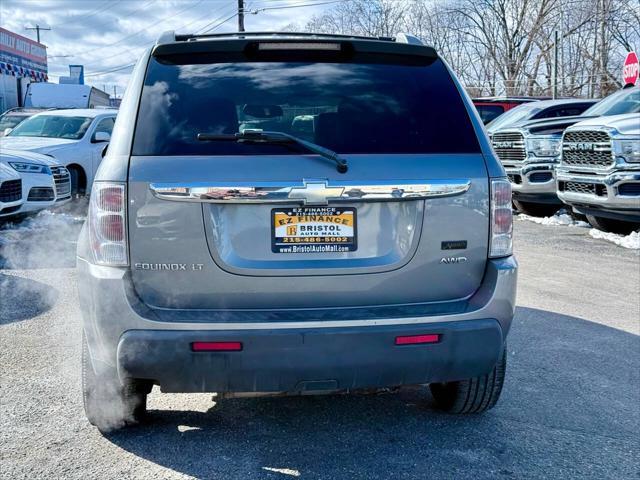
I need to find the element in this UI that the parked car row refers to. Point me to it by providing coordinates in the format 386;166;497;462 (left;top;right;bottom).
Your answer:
0;107;117;219
489;86;640;233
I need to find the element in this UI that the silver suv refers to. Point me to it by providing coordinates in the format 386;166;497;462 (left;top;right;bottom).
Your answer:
77;32;517;431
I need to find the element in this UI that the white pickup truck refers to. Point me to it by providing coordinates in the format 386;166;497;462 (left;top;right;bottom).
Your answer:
0;109;117;195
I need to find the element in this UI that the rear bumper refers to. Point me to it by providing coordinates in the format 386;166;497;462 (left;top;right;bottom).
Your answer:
117;319;503;393
77;234;517;392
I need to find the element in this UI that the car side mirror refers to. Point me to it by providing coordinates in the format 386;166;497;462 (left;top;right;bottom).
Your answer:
101;144;108;158
93;131;111;143
3;128;12;136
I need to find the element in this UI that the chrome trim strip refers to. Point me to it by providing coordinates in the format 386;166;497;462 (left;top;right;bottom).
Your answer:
149;179;471;205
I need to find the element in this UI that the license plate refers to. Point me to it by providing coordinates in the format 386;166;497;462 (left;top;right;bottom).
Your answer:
272;207;357;253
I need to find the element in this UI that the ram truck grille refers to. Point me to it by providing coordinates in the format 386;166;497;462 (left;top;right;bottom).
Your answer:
0;179;22;202
492;132;525;164
559;181;606;197
562;130;613;168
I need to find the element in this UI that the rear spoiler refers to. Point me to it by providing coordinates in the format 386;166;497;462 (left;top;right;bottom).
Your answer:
152;31;437;60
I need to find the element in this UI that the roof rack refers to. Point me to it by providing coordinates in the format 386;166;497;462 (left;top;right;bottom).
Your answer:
157;30;424;47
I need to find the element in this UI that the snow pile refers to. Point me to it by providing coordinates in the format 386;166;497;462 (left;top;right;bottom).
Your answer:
517;210;589;228
588;229;640;250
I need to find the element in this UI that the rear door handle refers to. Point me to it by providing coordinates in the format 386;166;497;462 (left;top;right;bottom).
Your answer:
149;179;471;206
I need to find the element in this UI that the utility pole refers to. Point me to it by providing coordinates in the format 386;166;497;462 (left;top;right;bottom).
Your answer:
113;85;117;99
25;24;51;43
238;0;245;32
552;30;559;99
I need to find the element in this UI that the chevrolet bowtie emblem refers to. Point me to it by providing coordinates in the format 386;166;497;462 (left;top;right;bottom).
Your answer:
288;180;345;205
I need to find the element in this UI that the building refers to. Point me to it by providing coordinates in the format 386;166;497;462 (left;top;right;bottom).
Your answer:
0;27;48;112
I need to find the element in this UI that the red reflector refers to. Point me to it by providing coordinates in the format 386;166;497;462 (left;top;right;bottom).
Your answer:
395;334;440;345
192;341;242;352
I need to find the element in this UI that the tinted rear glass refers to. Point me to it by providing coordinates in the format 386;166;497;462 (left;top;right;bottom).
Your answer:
133;55;479;155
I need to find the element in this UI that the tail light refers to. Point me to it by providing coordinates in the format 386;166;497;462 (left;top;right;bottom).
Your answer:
89;182;128;266
489;179;513;258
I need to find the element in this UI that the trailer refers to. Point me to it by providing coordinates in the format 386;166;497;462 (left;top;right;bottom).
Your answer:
23;83;110;109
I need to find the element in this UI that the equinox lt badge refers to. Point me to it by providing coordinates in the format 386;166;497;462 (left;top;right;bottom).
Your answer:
135;263;204;271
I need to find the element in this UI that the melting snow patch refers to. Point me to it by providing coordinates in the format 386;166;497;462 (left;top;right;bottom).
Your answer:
588;229;640;249
517;210;589;228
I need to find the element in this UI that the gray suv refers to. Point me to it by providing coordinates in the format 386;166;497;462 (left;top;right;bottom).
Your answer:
77;32;517;431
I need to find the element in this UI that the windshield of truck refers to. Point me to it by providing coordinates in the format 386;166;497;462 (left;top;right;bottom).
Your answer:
583;87;640;116
8;115;93;140
132;55;480;156
486;103;542;132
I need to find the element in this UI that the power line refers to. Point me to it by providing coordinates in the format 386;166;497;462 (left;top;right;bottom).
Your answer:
194;4;240;33
201;12;240;33
77;0;348;78
58;0;125;26
79;4;236;78
243;0;348;14
84;62;136;78
82;4;236;78
69;0;207;58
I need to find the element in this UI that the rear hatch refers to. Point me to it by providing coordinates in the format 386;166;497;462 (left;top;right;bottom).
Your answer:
127;38;489;311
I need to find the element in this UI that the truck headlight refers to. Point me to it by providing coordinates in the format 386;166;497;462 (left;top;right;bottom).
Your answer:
526;137;561;158
8;162;52;174
613;139;640;163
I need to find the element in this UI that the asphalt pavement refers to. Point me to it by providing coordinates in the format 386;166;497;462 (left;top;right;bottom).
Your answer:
1;214;638;479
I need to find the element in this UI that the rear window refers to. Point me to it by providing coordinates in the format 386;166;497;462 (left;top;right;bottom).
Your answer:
132;55;480;156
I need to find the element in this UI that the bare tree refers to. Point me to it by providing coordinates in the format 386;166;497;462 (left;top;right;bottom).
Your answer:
305;0;640;97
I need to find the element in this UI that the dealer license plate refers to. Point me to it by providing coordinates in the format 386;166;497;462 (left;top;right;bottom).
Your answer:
271;207;357;253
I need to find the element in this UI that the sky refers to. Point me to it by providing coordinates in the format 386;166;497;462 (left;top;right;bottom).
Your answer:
0;0;338;96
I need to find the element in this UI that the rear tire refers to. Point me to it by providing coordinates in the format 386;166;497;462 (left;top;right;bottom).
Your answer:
81;333;148;433
513;200;560;217
429;346;506;414
586;215;639;235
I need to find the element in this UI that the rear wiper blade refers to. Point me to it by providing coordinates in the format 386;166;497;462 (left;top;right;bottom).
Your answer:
197;129;348;173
